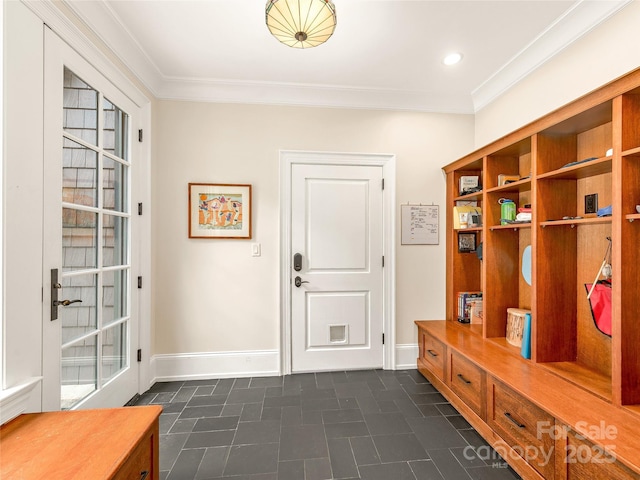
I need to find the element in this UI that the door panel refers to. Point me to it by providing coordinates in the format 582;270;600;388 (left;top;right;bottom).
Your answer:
43;29;138;411
291;164;383;372
307;292;368;347
307;179;368;270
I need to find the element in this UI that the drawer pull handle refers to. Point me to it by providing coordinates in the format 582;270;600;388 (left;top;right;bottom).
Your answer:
457;373;471;384
504;412;525;429
140;471;149;480
427;349;438;357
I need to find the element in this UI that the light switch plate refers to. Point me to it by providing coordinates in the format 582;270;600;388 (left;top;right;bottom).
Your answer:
252;243;261;257
585;193;598;214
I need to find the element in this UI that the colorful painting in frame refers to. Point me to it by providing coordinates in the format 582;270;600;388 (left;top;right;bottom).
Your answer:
188;183;252;239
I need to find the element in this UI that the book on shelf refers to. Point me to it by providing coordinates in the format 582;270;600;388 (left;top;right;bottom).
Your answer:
497;174;520;186
453;206;482;229
520;313;532;359
459;176;480;196
470;299;483;325
457;292;482;324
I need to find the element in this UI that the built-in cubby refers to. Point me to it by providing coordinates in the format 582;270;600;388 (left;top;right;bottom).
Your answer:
441;67;640;410
418;68;640;480
482;140;533;340
532;104;615;401
446;161;484;323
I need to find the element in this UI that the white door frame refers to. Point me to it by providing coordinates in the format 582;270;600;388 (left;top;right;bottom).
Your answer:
279;150;396;375
42;28;142;410
38;24;153;407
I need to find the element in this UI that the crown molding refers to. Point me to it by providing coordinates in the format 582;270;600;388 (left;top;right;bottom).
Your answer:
60;0;163;97
61;0;475;113
471;0;631;112
59;0;630;114
22;0;150;107
156;77;475;113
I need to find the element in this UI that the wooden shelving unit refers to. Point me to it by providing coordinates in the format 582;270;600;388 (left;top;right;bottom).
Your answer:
442;69;640;406
419;68;640;479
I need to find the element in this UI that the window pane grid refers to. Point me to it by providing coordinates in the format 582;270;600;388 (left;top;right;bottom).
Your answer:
63;69;98;147
61;68;131;408
61;335;97;410
103;150;131;168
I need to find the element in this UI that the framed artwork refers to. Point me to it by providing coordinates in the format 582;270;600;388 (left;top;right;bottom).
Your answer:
188;183;252;239
458;231;477;253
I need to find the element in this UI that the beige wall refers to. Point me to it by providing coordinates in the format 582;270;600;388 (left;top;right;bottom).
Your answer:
152;102;474;356
475;1;640;146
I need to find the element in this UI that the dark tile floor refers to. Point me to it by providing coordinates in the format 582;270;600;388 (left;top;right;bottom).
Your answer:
133;369;521;480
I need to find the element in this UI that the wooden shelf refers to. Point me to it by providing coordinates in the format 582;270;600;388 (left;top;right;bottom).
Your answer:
626;213;640;222
454;226;482;232
622;146;640;157
485;178;532;194
454;192;482;202
540;217;612;227
486;336;525;356
452;321;484;337
539;361;612;402
537;156;612;180
489;223;531;231
625;405;640;416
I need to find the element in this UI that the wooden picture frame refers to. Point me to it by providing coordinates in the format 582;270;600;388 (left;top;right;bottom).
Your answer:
188;183;252;239
457;231;477;253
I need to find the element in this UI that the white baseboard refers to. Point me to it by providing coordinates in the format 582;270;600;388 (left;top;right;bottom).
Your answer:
0;377;41;425
150;345;417;384
395;344;418;370
151;350;280;383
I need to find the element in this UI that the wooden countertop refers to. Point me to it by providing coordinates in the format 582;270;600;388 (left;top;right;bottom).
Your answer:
0;405;162;479
415;320;640;476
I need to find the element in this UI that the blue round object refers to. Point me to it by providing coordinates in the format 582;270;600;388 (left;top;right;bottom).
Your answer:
522;245;532;286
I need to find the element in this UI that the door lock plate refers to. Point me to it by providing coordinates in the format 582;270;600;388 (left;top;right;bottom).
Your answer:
51;268;61;321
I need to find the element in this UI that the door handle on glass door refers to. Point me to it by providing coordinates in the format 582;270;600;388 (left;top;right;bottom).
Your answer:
53;299;82;307
294;276;309;288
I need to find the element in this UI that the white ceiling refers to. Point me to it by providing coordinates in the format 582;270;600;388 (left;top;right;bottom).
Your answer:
65;0;630;113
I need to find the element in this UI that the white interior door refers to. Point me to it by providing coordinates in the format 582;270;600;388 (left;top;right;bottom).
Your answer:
42;29;139;410
291;163;384;372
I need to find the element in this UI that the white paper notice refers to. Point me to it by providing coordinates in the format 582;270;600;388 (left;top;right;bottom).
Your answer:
401;205;439;245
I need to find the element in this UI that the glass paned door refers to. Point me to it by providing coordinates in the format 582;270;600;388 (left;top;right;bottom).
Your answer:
44;29;138;411
59;69;132;409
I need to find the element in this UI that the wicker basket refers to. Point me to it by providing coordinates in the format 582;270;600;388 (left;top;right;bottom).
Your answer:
506;308;530;347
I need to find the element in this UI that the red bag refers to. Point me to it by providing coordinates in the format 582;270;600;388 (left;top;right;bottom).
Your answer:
585;280;612;337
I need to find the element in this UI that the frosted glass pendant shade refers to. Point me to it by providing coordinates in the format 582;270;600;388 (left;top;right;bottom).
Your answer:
266;0;337;49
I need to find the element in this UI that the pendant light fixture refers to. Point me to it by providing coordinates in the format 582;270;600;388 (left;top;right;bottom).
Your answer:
266;0;337;49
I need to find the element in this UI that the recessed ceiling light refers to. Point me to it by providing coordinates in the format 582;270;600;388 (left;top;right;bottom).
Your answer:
443;52;463;66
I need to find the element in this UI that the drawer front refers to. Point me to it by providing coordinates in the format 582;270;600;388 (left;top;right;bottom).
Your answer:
421;330;446;381
562;430;637;480
449;352;484;417
113;432;153;480
488;379;555;479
